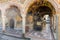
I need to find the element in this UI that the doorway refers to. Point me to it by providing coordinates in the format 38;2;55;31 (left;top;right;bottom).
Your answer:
10;18;14;29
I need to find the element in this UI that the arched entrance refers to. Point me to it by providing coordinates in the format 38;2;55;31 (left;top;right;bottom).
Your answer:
26;0;56;40
33;6;52;31
5;5;22;30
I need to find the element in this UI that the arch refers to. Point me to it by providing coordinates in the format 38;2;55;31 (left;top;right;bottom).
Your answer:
27;0;56;15
5;5;22;30
26;0;56;40
6;5;20;17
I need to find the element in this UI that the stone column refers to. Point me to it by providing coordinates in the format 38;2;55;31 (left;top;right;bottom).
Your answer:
22;14;26;34
54;15;58;40
21;6;26;37
50;16;55;40
2;10;6;32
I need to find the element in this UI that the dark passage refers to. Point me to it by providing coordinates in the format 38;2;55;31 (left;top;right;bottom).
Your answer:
10;19;14;29
33;6;52;31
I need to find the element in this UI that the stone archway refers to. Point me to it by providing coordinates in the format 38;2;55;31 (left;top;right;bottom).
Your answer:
25;0;56;40
5;5;22;30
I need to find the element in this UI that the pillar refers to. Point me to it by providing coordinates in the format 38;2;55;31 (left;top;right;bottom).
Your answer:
2;10;6;32
50;16;55;40
54;15;58;40
22;14;26;34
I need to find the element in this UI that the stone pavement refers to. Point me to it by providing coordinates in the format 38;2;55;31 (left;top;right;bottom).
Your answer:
0;27;23;38
0;33;30;40
0;23;56;40
0;27;28;40
25;24;54;40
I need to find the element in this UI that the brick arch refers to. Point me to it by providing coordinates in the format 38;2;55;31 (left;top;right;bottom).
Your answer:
5;5;22;30
25;0;57;15
5;5;21;18
27;0;56;15
4;1;22;11
9;5;20;12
